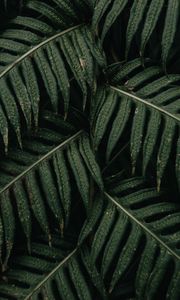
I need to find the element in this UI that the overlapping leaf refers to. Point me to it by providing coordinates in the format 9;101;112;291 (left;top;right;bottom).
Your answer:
0;0;179;299
0;233;77;299
79;178;180;299
0;0;106;151
92;59;180;189
92;0;180;68
0;110;103;269
0;233;108;300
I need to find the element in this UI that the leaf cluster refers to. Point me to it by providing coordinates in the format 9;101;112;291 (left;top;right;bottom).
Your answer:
0;1;179;299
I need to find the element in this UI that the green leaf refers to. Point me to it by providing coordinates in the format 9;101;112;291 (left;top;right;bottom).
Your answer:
0;234;77;299
140;0;165;57
10;67;32;128
0;106;8;153
142;111;161;174
93;89;117;150
109;176;145;195
157;118;176;191
125;66;162;90
10;16;53;35
106;96;131;160
137;74;180;97
110;224;142;290
13;182;32;252
21;59;40;127
101;0;128;41
26;0;67;28
38;161;64;234
82;26;107;69
68;256;92;300
67;141;90;211
161;0;179;69
79;134;104;189
126;0;149;57
59;32;88;110
176;136;180;191
53;150;71;226
34;48;59;112
0;78;21;147
0;110;83;264
110;58;143;84
78;195;104;245
99;183;180;296
57;268;77;300
72;29;94;90
80;246;108;299
135;238;158;298
92;0;112;30
25;170;50;241
106;59;180;186
46;42;70;117
0;191;15;270
101;213;129;278
130;104;146;173
91;203;116;263
0;4;104;149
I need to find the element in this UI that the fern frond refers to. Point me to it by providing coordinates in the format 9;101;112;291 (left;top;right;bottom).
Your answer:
93;60;180;189
0;5;105;150
0;111;77;268
93;89;117;150
105;191;180;297
125;0;149;59
25;0;92;25
140;0;165;59
176;136;180;191
0;234;107;299
101;0;128;42
161;0;179;70
0;110;103;268
0;234;77;299
79;134;104;190
93;0;180;69
78;195;104;245
92;0;112;31
80;178;180;298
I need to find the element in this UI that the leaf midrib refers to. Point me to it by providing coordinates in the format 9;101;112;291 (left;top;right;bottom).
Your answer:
105;192;180;260
0;24;83;79
24;248;78;299
0;130;83;194
110;85;180;123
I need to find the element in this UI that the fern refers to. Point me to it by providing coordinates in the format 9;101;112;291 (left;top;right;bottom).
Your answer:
0;1;106;151
94;0;180;70
0;234;108;299
0;233;77;299
0;110;102;269
92;59;180;190
79;178;180;298
0;0;179;298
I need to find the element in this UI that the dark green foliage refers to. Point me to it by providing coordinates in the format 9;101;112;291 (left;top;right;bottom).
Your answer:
94;61;180;189
0;0;179;299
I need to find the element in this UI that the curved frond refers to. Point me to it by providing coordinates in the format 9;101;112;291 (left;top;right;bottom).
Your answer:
0;235;107;300
92;60;180;189
0;2;106;151
80;178;180;299
0;110;102;269
0;234;77;299
92;0;180;68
